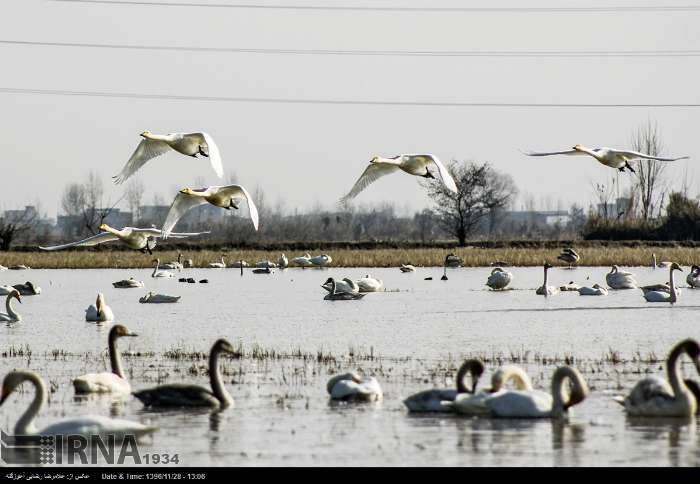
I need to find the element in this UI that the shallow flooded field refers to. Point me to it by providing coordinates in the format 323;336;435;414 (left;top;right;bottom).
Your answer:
1;265;700;466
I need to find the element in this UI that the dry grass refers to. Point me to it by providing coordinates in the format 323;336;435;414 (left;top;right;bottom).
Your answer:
1;246;699;269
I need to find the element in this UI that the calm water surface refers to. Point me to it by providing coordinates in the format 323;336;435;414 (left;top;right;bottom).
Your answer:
1;265;699;466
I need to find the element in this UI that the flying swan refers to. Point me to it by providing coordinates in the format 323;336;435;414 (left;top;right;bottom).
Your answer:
113;131;223;185
39;224;209;254
1;370;157;439
340;154;458;202
161;185;259;239
523;145;689;172
73;324;138;394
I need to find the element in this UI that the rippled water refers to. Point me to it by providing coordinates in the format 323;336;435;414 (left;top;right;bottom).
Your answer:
1;265;700;466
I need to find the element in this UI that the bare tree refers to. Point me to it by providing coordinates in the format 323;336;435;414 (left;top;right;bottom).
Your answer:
59;172;124;236
590;176;617;219
125;180;145;223
422;160;517;246
631;120;667;220
0;207;38;251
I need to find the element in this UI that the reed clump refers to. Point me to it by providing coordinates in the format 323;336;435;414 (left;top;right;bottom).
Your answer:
3;246;700;268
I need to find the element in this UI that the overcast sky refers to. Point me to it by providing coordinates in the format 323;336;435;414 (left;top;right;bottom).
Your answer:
1;0;698;220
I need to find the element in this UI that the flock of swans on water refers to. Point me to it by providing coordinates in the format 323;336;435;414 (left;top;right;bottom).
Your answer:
0;131;695;443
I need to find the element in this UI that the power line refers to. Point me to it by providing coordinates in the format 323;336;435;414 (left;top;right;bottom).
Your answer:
3;39;700;58
49;0;700;13
1;87;699;107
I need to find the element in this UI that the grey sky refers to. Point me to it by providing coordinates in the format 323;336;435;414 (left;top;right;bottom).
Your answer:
1;1;698;220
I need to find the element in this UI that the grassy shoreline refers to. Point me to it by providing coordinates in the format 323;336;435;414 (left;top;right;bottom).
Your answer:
2;246;699;269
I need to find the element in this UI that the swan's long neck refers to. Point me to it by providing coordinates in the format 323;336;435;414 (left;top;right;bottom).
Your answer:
331;279;337;294
543;266;549;292
152;260;160;276
576;146;600;160
144;132;170;142
670;268;678;303
491;365;533;392
15;373;45;435
653;254;657;268
209;346;233;406
550;367;588;418
5;294;19;320
178;253;182;264
666;342;694;408
109;333;125;379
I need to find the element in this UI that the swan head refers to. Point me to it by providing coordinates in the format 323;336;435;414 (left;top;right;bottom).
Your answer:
180;187;195;195
572;144;584;152
8;290;21;304
213;338;237;356
455;359;485;394
111;324;138;339
369;155;380;163
671;262;683;272
98;223;112;232
544;262;553;270
140;130;152;138
0;371;34;406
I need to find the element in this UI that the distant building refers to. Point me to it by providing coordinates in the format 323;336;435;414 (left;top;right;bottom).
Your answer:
3;205;38;224
501;210;571;228
57;208;132;237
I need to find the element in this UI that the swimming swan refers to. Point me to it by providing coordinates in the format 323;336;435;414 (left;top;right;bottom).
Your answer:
486;268;513;290
85;293;114;322
292;253;313;267
614;339;700;417
400;264;416;273
1;370;156;439
113;131;223;185
309;254;333;267
687;265;700;288
327;372;382;402
12;282;41;295
356;275;384;292
578;284;608;296
643;263;682;303
523;145;689;173
39;224;208;254
278;253;289;269
113;278;145;288
323;278;365;300
73;325;138;394
449;365;534;416
535;262;558;296
606;265;638;289
341;154;458;202
557;248;580;268
133;339;236;408
161;185;259;239
209;255;226;268
139;292;181;303
403;359;485;412
460;366;588;419
160;252;184;270
321;277;359;294
0;290;21;322
151;259;174;278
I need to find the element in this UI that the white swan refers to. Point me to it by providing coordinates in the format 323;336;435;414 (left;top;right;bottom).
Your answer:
113;278;144;288
113;131;223;185
1;370;157;439
523;145;689;172
151;259;174;278
39;224;208;254
0;290;22;322
449;365;534;416
643;263;682;303
356;275;384;292
255;260;277;268
400;264;416;273
321;277;359;294
160;252;184;270
578;284;608;296
341;154;458;202
559;281;581;292
161;185;259;239
230;259;248;268
133;339;236;408
323;278;365;300
327;372;382;402
139;292;181;303
9;264;30;270
209;255;226;268
278;253;288;269
73;325;137;394
292;253;313;267
309;254;332;267
606;265;638;289
652;253;672;268
557;248;580;268
614;339;700;417
0;264;6;271
535;262;558;296
486;267;513;290
85;293;114;322
687;265;700;288
458;366;588;419
445;253;461;268
403;359;485;412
